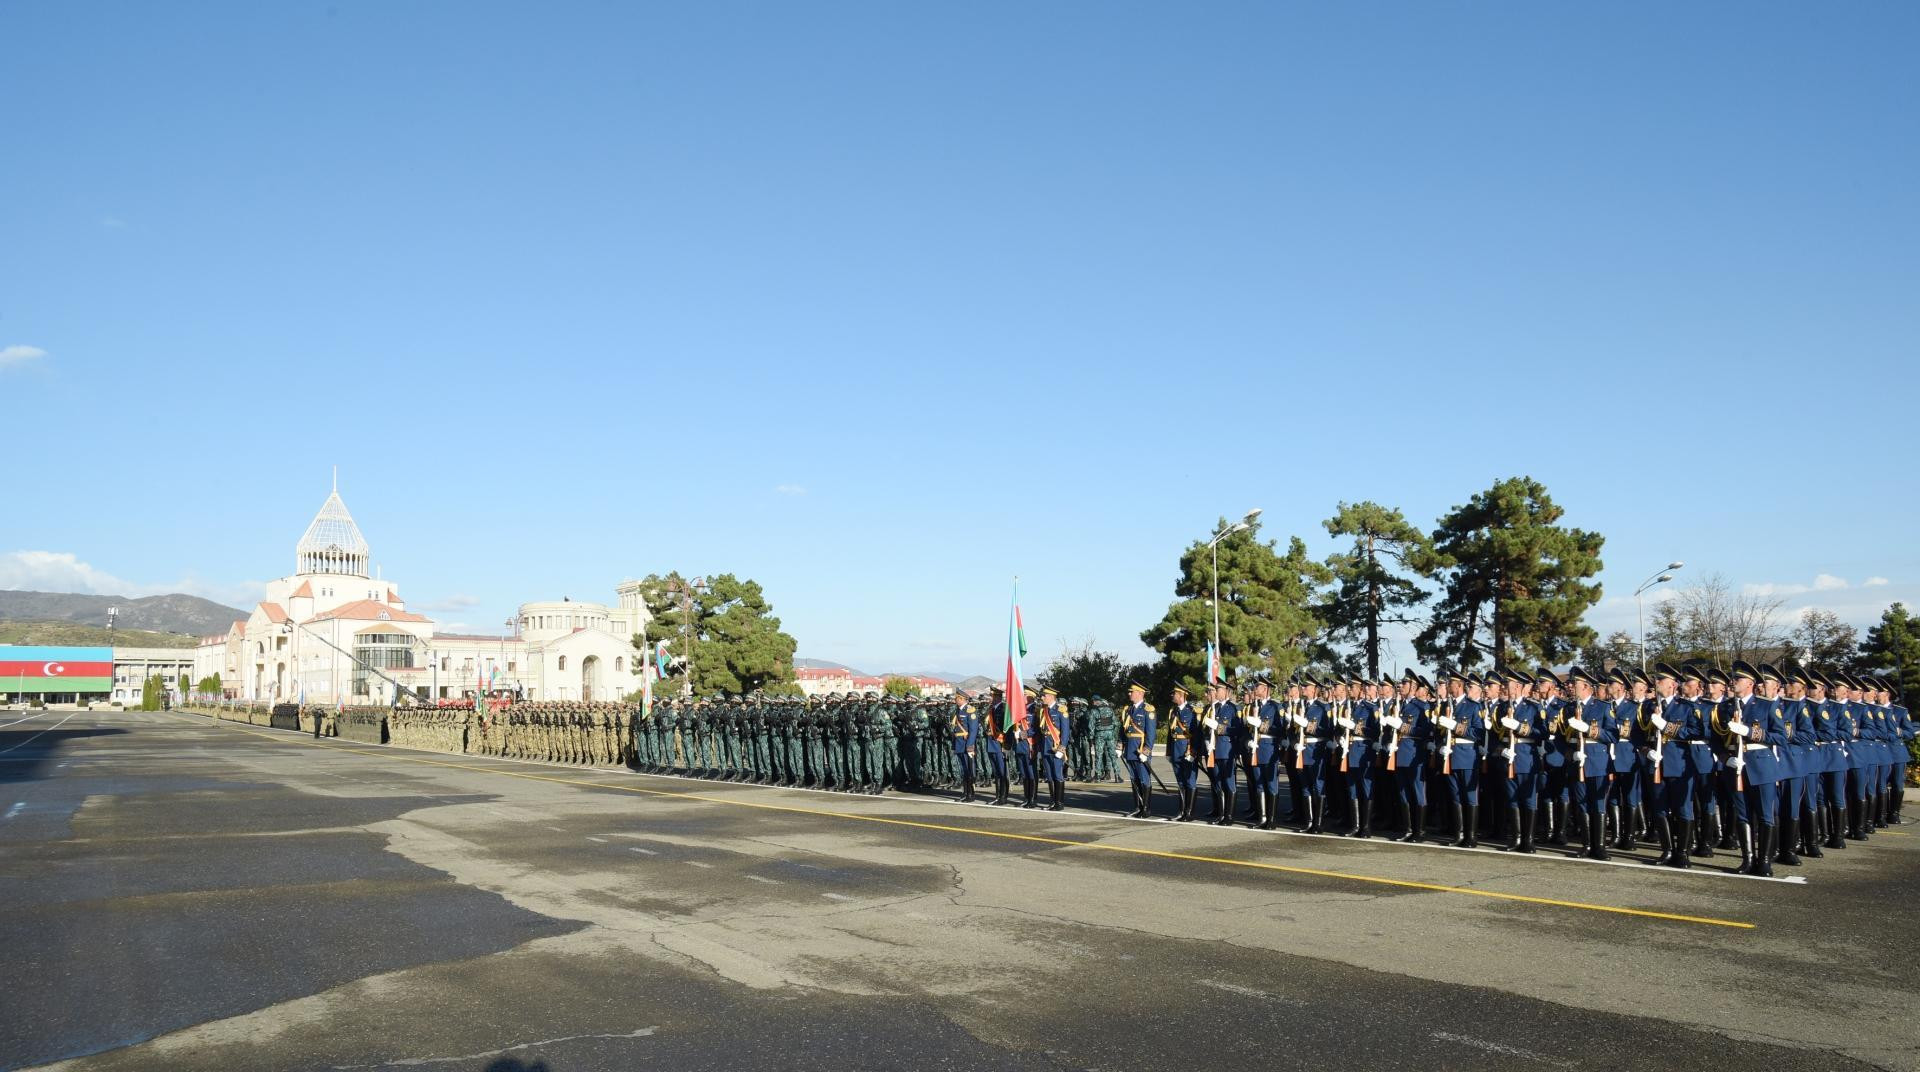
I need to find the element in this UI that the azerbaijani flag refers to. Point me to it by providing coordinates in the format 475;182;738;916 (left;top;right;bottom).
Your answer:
1002;581;1026;732
1206;640;1224;685
654;640;671;677
0;646;113;693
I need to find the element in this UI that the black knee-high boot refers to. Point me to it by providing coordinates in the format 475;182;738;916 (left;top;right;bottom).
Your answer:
1776;812;1801;866
1647;815;1672;866
1667;818;1691;868
1500;807;1523;851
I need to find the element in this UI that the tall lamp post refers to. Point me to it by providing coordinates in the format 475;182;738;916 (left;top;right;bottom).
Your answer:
1635;561;1685;671
1207;509;1263;682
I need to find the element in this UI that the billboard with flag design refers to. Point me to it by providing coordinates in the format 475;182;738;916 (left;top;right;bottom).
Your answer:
0;646;114;693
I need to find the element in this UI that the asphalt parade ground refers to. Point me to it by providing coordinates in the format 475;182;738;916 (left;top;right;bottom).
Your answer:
3;710;1915;1072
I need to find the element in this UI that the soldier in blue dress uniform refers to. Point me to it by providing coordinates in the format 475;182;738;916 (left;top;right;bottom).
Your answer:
1389;672;1434;842
1341;677;1381;837
1777;668;1817;864
1166;683;1201;821
1038;685;1069;812
1495;668;1545;853
1119;682;1156;818
982;686;1012;806
1434;669;1485;847
1294;674;1336;833
950;690;980;803
1204;682;1239;825
1808;671;1847;850
1888;679;1911;824
1248;676;1283;830
1840;674;1874;839
1552;667;1615;860
1640;663;1697;867
1607;669;1643;850
1717;661;1785;876
1538;669;1579;846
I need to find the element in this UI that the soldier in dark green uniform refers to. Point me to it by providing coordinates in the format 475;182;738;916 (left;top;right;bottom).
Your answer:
1090;697;1121;783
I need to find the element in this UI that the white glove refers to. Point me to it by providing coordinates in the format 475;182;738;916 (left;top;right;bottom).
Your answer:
1568;718;1590;734
1336;716;1355;730
1728;719;1748;736
1652;714;1667;731
1501;748;1516;760
1500;716;1519;731
1291;715;1308;729
1381;715;1402;730
1438;715;1457;731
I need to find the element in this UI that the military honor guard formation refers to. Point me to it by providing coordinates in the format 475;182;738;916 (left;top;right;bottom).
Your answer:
409;657;1917;880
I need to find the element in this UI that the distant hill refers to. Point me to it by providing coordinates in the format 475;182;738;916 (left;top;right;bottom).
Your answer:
0;621;199;649
796;658;982;684
0;590;247;636
953;675;996;694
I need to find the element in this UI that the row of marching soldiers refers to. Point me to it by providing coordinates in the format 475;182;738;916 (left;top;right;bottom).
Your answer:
949;661;1912;876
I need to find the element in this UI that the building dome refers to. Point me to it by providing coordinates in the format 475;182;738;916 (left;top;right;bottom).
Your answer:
297;483;370;577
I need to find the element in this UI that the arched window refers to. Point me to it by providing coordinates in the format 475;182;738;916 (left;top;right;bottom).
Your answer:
614;657;625;672
557;655;567;671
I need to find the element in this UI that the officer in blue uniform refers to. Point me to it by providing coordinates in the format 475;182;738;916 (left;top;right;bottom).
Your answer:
1205;681;1239;825
1119;681;1156;818
1869;677;1899;829
1249;676;1283;830
1390;672;1434;842
1010;687;1039;808
1552;667;1615;860
1435;669;1485;847
1841;673;1874;840
1888;679;1911;824
1607;669;1642;850
1808;671;1847;850
1038;685;1069;812
1341;677;1381;837
1295;674;1336;833
1677;665;1719;857
983;687;1012;805
1495;668;1545;853
1777;667;1817;865
1166;683;1201;821
1539;669;1579;846
1640;663;1696;867
1717;661;1785;876
950;690;980;803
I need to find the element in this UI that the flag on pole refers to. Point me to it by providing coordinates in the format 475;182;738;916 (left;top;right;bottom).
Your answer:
655;640;671;677
1206;640;1224;685
1002;580;1026;732
641;662;654;719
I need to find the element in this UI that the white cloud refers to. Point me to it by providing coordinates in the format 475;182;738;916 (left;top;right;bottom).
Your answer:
0;550;135;594
0;549;266;608
1865;576;1890;587
775;484;807;496
1813;574;1848;591
1;345;47;368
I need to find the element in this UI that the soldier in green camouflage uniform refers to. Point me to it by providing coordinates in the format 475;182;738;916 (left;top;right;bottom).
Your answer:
1069;699;1092;782
1090;697;1121;782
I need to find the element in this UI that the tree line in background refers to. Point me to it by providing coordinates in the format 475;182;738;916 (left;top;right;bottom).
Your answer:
1039;475;1918;718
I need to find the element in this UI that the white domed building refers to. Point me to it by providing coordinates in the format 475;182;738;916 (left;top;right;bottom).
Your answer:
197;480;650;705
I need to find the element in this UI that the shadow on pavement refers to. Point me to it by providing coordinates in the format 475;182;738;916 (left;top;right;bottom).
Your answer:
0;726;127;784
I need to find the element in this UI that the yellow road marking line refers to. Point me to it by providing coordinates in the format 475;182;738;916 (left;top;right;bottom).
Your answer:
171;713;1756;930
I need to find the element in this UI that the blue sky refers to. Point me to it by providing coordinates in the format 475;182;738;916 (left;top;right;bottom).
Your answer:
4;2;1916;675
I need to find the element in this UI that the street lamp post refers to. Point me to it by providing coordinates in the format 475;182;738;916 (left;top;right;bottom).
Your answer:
1207;509;1263;682
1635;560;1686;671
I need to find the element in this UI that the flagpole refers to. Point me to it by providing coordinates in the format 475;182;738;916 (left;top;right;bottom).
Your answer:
1205;510;1262;684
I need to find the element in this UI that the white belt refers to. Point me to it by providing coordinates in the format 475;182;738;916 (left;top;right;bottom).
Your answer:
1299;737;1322;744
1742;744;1770;752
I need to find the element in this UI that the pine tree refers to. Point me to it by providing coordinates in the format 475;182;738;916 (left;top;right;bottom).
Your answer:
1320;501;1434;677
634;573;799;698
1414;477;1604;669
1859;602;1920;704
1140;519;1330;686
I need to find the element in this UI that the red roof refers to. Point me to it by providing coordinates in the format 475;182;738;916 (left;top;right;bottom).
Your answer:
303;599;432;625
289;581;313;599
795;667;849;680
259;602;290;624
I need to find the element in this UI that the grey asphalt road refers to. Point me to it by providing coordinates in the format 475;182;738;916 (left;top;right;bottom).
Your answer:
2;709;1915;1072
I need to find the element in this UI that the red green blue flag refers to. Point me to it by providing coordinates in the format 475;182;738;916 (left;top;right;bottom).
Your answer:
1003;580;1026;731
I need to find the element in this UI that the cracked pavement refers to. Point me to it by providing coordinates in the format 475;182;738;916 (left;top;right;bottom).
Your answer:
3;710;1916;1071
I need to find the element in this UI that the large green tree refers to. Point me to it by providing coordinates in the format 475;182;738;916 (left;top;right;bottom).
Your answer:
1859;602;1920;703
631;572;798;698
1793;608;1859;673
1140;519;1330;686
1036;641;1129;702
1414;477;1604;669
1320;501;1435;677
